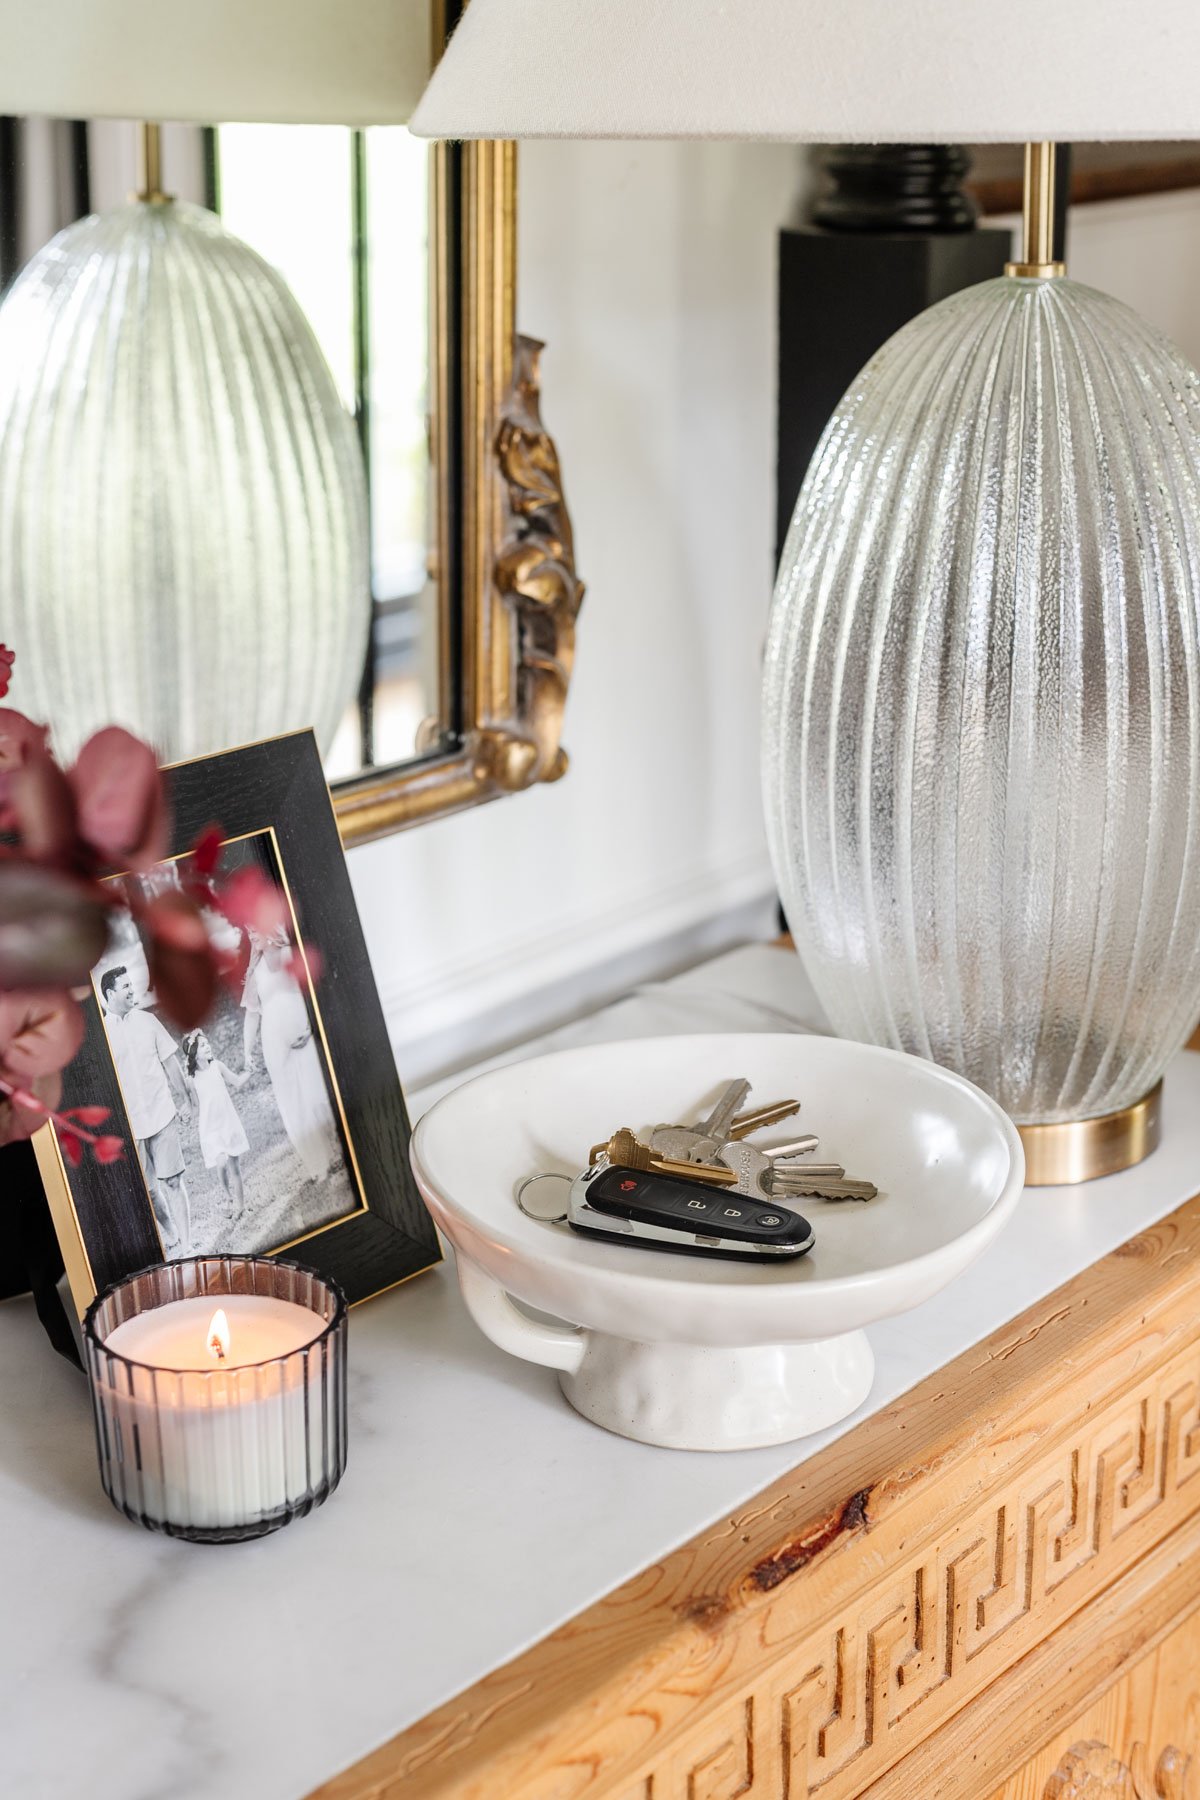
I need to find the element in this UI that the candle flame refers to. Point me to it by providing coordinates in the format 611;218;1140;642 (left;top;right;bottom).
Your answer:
207;1308;230;1362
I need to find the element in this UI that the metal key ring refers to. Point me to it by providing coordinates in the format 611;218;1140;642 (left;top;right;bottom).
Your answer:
515;1171;572;1222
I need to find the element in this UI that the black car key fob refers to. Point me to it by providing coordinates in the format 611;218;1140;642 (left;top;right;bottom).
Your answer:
567;1163;814;1261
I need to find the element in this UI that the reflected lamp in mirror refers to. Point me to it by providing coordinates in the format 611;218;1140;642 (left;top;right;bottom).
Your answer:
413;0;1200;1183
0;0;429;765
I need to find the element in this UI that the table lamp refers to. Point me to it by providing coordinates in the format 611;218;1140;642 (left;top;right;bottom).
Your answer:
413;0;1200;1184
0;0;429;763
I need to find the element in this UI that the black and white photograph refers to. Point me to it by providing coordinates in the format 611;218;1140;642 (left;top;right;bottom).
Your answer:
93;833;362;1263
34;730;439;1310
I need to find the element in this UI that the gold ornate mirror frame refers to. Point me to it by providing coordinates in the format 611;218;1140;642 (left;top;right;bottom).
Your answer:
333;138;584;846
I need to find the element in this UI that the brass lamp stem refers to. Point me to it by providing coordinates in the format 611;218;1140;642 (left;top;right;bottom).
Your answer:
1006;142;1065;279
136;121;171;205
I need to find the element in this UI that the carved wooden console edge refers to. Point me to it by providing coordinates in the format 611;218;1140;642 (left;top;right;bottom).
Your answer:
1042;1738;1191;1799
309;1197;1200;1800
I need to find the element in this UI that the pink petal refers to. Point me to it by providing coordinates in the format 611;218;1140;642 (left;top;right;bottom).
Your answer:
0;708;45;774
10;748;79;866
219;866;291;937
0;989;85;1079
0;1071;62;1146
0;862;110;988
144;891;211;953
191;826;224;878
66;1104;110;1127
0;709;50;827
70;728;169;872
145;892;219;1030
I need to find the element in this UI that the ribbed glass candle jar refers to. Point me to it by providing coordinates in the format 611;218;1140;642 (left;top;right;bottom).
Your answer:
765;275;1200;1129
84;1257;348;1544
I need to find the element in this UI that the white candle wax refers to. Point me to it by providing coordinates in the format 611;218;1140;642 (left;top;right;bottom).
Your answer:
105;1295;323;1368
98;1294;332;1532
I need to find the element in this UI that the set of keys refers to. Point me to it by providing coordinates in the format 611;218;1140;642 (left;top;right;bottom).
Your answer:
517;1078;879;1264
589;1079;878;1203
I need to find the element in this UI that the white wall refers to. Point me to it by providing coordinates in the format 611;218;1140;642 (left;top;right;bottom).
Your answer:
990;187;1200;367
350;141;804;1080
1067;187;1200;367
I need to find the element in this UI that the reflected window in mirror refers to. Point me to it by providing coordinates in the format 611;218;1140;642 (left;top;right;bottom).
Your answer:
215;124;439;782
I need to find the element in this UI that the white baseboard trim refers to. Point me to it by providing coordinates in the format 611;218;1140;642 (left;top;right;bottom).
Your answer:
381;853;779;1086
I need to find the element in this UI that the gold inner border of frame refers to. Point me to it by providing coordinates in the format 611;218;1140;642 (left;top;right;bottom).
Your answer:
34;822;386;1320
332;136;584;846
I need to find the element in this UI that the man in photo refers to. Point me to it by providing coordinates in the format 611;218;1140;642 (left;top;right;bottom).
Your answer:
100;966;193;1255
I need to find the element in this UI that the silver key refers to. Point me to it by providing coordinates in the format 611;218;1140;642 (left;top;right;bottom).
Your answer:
686;1098;805;1164
755;1135;820;1161
716;1140;776;1199
721;1140;874;1203
774;1174;878;1202
719;1141;866;1203
651;1119;823;1174
698;1077;752;1142
771;1162;845;1182
647;1076;751;1165
647;1122;716;1161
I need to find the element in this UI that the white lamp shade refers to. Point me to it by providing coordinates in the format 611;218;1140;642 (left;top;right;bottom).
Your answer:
411;0;1200;142
0;0;430;125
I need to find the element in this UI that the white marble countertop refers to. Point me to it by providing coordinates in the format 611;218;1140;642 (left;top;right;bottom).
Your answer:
5;943;1200;1800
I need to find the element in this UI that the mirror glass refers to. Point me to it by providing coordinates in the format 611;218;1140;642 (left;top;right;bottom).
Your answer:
216;124;441;782
0;118;445;790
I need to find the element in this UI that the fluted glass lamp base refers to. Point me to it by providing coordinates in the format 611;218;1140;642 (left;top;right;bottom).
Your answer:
1018;1083;1162;1187
765;276;1200;1140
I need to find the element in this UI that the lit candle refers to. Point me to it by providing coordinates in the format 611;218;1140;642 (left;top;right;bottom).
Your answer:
84;1259;348;1542
104;1294;323;1369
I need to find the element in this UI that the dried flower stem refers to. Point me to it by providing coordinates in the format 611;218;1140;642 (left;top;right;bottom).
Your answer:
0;1070;111;1150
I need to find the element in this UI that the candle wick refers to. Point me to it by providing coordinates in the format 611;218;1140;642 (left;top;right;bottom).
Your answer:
209;1335;226;1361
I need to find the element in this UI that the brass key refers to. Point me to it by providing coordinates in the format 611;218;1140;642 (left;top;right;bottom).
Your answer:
590;1128;736;1187
727;1099;802;1138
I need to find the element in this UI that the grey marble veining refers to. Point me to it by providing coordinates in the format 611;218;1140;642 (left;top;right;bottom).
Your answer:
4;944;1199;1800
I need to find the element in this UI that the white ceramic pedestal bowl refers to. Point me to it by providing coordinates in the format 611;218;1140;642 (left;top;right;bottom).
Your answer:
411;1033;1024;1451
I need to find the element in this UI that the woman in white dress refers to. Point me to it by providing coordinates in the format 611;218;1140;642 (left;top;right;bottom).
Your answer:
242;928;340;1182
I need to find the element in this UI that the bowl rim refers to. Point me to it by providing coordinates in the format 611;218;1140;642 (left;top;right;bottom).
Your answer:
411;1032;1026;1304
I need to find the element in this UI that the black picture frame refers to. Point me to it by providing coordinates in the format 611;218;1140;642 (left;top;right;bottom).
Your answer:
34;729;440;1313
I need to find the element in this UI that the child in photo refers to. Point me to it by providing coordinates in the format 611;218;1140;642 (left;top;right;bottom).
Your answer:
184;1029;252;1210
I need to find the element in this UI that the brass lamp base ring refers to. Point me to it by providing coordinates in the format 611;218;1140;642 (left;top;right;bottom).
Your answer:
1017;1081;1162;1187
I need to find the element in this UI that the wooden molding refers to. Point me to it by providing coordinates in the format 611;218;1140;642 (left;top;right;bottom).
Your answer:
970;157;1200;217
310;1197;1200;1800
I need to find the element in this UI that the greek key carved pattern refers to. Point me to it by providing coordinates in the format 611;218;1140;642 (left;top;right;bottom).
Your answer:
625;1351;1200;1799
781;1362;1200;1796
623;1700;755;1800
